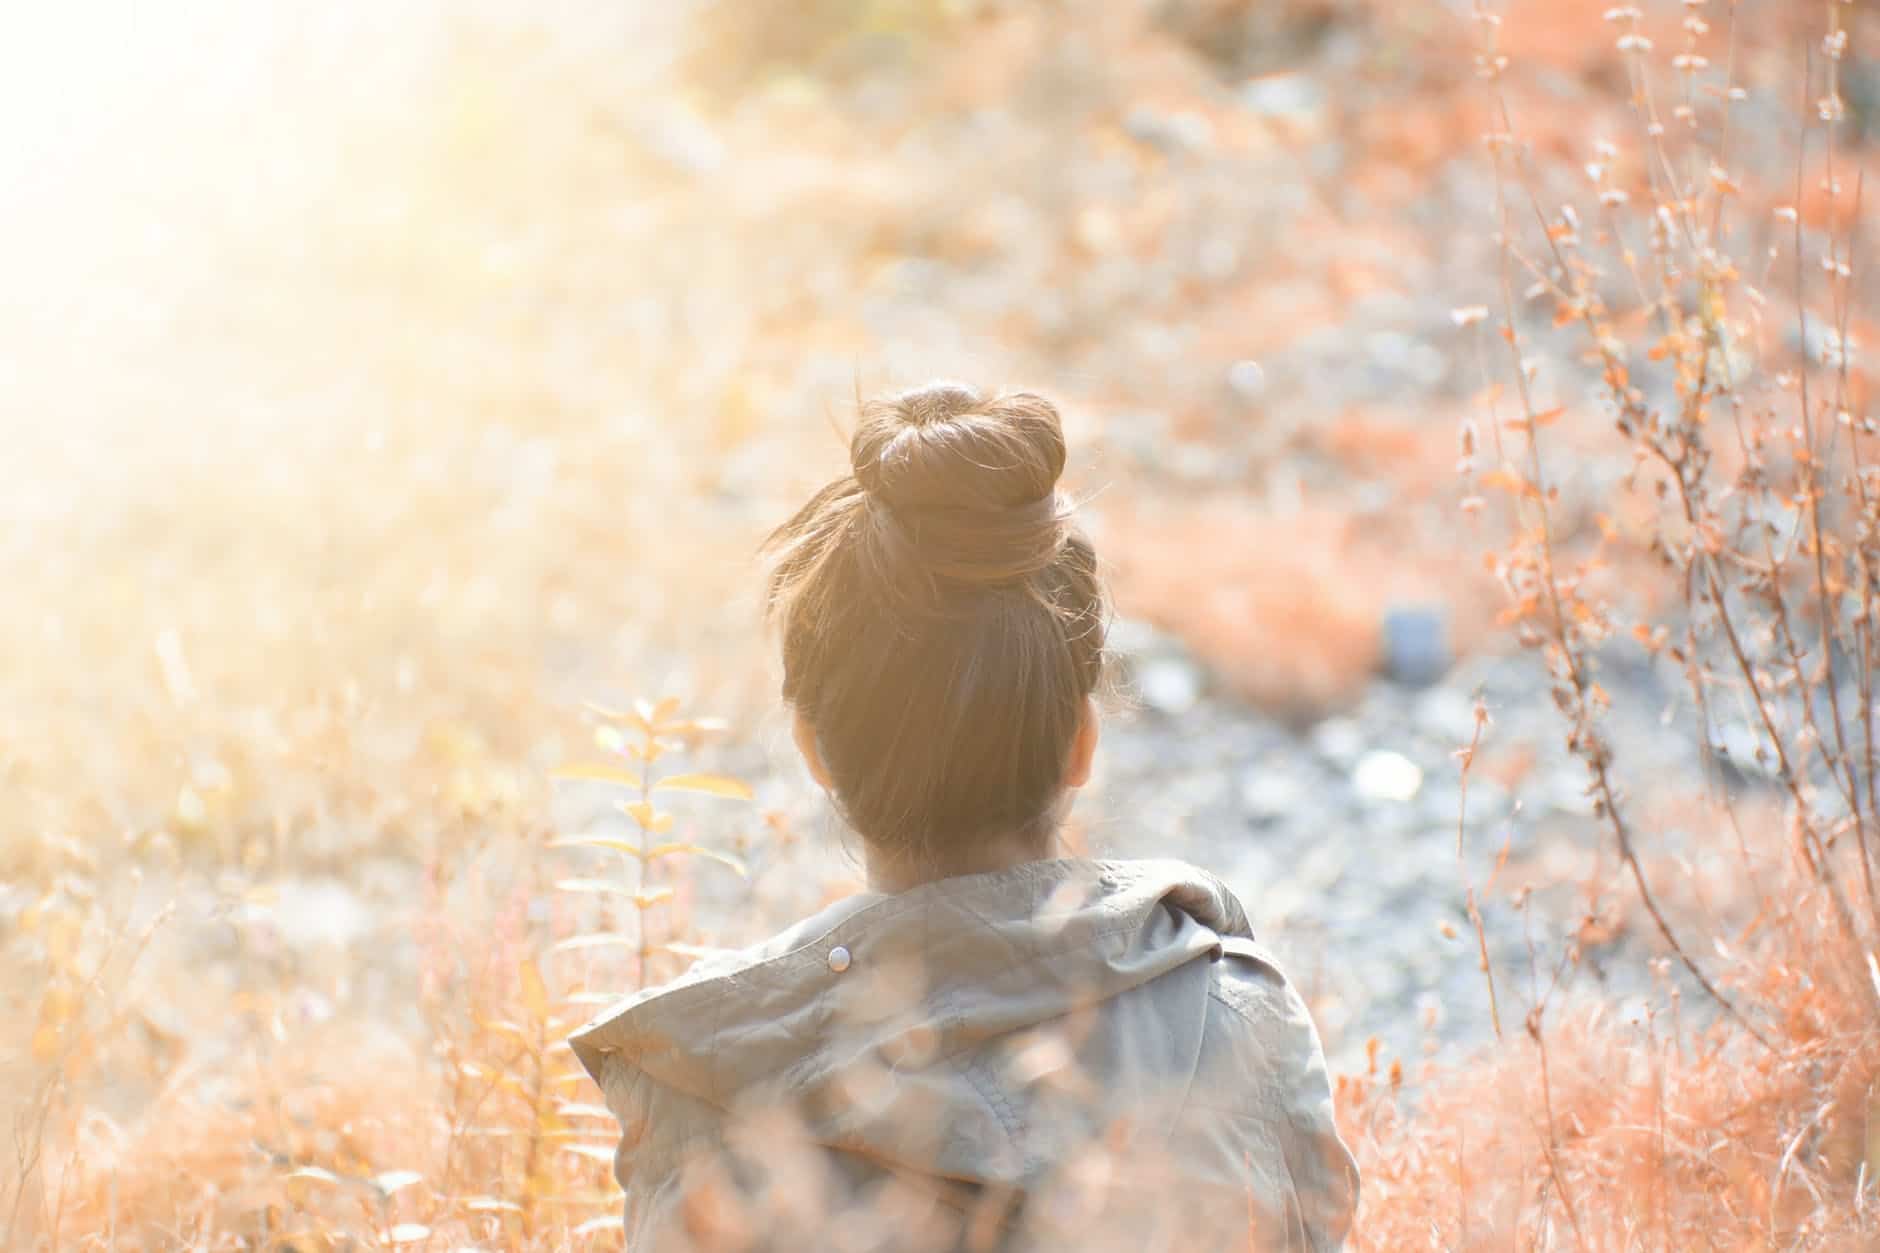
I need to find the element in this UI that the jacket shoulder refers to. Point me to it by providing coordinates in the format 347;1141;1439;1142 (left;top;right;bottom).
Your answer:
1181;936;1361;1252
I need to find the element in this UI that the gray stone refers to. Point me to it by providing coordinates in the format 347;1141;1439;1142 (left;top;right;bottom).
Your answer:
1123;106;1215;155
1413;684;1478;745
1239;768;1303;824
1311;716;1365;765
1226;359;1268;403
1238;72;1324;125
1383;605;1451;687
1362;330;1449;392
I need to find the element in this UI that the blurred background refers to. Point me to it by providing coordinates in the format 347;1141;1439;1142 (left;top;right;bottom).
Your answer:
3;0;1870;1239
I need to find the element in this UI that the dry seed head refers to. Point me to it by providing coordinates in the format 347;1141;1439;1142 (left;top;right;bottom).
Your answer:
1673;54;1708;72
1618;34;1654;53
1604;6;1644;21
1452;305;1489;328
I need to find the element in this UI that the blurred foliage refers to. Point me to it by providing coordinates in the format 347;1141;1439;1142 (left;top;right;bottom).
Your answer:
687;0;971;89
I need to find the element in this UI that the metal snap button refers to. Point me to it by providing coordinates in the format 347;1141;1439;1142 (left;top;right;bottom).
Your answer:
827;945;852;973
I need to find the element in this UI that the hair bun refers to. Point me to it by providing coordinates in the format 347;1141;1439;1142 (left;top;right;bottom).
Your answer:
850;382;1066;510
762;381;1107;858
849;383;1070;584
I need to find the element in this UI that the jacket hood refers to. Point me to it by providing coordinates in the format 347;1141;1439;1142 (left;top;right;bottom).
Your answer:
569;858;1253;1188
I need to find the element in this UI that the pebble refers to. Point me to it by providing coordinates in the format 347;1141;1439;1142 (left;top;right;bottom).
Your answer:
1226;359;1268;404
1353;750;1424;804
1383;605;1450;688
1238;72;1325;130
1105;615;1168;659
634;105;726;176
1239;768;1302;823
1135;656;1204;715
268;878;376;951
1122;105;1215;156
1539;765;1598;816
1711;720;1779;781
1362;330;1449;393
1310;716;1365;765
1413;683;1478;746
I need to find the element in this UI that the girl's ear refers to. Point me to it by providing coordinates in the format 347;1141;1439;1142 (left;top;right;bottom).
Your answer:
792;709;834;791
1062;698;1099;790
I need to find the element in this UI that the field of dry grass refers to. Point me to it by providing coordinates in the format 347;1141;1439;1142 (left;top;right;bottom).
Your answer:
9;0;1880;1247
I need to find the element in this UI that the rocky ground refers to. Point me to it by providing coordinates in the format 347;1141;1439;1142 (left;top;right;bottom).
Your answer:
1091;621;1727;1073
4;0;1841;1128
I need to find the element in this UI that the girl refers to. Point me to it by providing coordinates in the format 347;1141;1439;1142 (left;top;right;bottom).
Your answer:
572;383;1359;1251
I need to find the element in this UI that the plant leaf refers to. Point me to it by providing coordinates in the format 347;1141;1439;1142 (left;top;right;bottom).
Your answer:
518;959;549;1022
664;717;729;737
1503;406;1565;433
644;843;747;877
547;834;640;855
284;1166;347;1187
653;773;753;801
551;762;644;789
619;800;674;833
581;700;630;721
563;990;618;1007
464;1197;525;1214
374;1170;424;1197
554;933;637;952
553;877;629;897
662;941;735;961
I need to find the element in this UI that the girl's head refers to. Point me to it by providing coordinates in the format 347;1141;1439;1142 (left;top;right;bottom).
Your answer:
764;382;1107;879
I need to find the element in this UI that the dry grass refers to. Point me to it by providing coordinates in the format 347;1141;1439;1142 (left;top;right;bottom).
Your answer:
10;1;1880;1249
1345;831;1880;1249
1343;0;1880;1245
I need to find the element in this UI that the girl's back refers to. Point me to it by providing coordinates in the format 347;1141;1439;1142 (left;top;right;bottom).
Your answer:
573;384;1359;1249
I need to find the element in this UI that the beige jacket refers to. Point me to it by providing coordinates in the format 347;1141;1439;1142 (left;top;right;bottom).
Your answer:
570;858;1358;1251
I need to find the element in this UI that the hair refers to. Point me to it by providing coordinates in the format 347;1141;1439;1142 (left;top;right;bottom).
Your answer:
763;382;1107;871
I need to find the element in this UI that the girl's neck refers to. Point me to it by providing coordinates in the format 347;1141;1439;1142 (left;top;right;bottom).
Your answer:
864;827;1059;895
